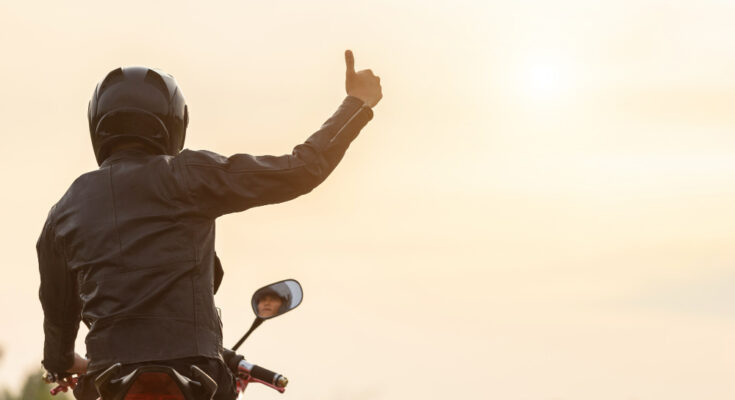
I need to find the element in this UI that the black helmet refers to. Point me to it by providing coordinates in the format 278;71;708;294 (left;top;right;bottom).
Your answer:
252;286;291;315
88;66;189;165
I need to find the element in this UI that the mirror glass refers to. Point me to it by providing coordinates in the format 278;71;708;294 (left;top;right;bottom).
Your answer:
251;279;304;319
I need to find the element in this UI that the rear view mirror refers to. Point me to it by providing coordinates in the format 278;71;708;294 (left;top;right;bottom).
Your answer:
251;279;303;319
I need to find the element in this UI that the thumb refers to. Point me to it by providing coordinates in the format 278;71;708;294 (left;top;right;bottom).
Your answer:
345;49;355;76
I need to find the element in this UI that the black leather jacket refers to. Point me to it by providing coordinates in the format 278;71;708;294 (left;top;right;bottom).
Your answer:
38;96;373;373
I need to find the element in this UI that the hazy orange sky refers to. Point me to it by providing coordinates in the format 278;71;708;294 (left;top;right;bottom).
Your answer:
1;1;734;399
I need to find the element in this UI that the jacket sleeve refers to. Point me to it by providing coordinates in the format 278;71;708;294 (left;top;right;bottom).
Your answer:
178;96;374;217
37;210;81;373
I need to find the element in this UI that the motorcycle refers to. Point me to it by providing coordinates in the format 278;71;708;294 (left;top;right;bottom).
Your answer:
45;279;304;400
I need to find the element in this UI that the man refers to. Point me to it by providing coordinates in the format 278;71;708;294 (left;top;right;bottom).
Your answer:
254;289;288;319
38;50;381;399
257;294;283;318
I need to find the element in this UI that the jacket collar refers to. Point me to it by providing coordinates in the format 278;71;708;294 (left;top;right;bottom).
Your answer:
100;149;154;168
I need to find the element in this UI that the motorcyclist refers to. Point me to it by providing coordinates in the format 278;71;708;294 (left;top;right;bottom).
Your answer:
37;49;381;399
253;287;290;318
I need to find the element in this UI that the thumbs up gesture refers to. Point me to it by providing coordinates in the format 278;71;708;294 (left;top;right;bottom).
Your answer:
345;50;382;108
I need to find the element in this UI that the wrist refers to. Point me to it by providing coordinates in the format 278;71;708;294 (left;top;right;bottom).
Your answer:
346;93;376;107
66;353;89;374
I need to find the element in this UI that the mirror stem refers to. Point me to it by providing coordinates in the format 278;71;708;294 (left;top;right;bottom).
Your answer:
232;317;264;351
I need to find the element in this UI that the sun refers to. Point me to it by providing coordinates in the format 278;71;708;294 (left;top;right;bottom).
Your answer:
515;53;579;103
527;63;564;95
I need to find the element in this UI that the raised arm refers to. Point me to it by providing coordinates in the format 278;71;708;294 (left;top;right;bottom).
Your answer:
180;50;382;217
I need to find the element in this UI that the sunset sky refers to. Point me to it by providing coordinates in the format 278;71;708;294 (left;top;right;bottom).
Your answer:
1;1;734;399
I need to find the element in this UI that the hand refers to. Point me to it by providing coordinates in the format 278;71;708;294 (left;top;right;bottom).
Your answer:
66;352;89;375
43;370;78;393
344;50;382;108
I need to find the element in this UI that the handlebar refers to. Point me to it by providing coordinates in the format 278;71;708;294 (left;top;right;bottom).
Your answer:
43;371;78;396
238;360;288;388
222;348;288;393
45;351;289;397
